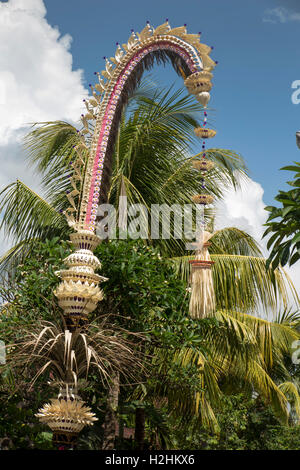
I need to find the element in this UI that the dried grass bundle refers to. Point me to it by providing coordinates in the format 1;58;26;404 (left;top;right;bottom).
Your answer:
192;159;214;172
189;231;216;319
9;317;146;390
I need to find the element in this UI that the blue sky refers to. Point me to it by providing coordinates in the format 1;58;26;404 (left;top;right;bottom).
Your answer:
41;0;300;206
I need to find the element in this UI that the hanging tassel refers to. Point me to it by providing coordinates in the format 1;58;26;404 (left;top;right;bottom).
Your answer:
189;231;215;319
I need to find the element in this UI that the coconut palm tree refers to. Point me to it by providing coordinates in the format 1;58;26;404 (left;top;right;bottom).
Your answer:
125;303;300;443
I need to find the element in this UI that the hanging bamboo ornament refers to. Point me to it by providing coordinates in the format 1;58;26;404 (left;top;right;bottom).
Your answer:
54;230;107;331
184;70;213;94
192;194;214;205
189;231;216;319
196;91;211;107
194;127;216;139
192;159;214;173
190;101;216;318
36;394;97;450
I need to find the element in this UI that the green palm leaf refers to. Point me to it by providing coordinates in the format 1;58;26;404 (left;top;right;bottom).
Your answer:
172;252;298;312
0;180;68;242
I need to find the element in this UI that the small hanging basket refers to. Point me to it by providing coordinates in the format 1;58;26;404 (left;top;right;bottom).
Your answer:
36;398;98;436
192;194;214;205
184;71;213;94
186;79;212;94
47;419;85;434
69;230;101;252
193;159;214;172
194;127;216;139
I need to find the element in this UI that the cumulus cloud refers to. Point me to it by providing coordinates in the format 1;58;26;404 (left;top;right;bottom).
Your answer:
0;0;88;193
0;0;87;145
215;175;267;251
263;6;300;23
215;175;300;309
0;0;88;254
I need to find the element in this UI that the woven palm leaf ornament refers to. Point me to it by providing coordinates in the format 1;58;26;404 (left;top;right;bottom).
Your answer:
36;396;98;450
189;157;216;319
189;230;216;319
35;21;218;446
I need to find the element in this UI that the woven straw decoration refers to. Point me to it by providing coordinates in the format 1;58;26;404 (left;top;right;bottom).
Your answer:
189;232;216;319
194;127;216;139
54;230;107;328
193;160;214;172
192;194;214;205
36;398;98;434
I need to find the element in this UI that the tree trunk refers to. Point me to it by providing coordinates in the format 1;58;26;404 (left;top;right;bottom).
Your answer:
135;407;145;451
102;372;120;450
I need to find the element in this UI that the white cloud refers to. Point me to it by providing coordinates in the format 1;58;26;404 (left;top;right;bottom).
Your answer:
0;0;88;255
0;0;88;178
0;0;87;145
215;175;300;311
263;7;300;23
215;175;267;251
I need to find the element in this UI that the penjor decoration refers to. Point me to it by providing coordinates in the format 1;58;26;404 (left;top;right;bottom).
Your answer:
34;20;218;447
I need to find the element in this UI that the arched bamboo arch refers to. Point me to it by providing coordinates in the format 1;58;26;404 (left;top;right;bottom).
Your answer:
66;21;217;232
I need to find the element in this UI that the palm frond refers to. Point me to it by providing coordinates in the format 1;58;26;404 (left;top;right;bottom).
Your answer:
274;306;300;326
279;381;300;421
216;310;300;371
172;253;298;312
0;238;36;275
209;227;262;256
0;180;68;243
24;121;88;208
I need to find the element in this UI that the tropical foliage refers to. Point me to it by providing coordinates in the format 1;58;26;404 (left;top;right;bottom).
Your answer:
173;393;300;450
1;82;300;450
264;162;300;269
2;237;300;449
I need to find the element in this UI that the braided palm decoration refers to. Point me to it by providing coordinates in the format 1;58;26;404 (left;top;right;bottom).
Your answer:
36;21;217;446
